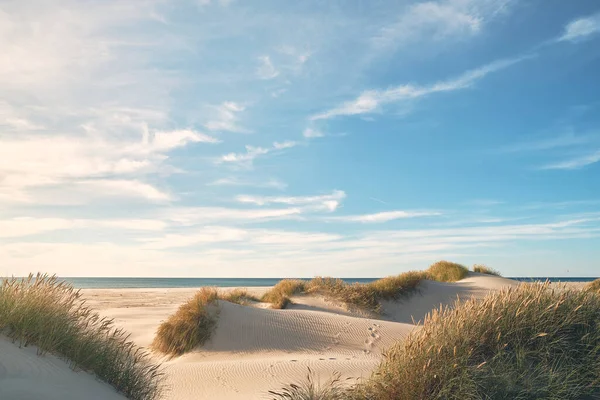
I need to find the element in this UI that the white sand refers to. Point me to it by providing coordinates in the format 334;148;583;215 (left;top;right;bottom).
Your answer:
0;273;545;399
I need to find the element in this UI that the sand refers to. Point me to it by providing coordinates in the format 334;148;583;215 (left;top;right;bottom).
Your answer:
0;273;534;399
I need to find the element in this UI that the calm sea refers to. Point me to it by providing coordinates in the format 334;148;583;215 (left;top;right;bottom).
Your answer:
38;276;600;289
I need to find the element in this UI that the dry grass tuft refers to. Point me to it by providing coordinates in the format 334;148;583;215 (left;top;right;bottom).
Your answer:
271;283;600;399
261;279;307;309
426;260;469;282
0;274;162;400
355;283;600;399
220;288;259;305
473;264;501;276
267;368;350;400
585;278;600;293
152;287;219;357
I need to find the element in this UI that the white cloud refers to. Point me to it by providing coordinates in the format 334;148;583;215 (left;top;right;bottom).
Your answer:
540;150;600;170
311;56;528;120
559;13;600;42
76;180;172;202
236;190;346;212
303;127;324;138
374;0;514;50
166;207;302;225
504;132;590;152
256;55;279;80
273;140;298;149
219;140;298;167
208;177;287;190
204;102;249;133
151;129;219;151
330;210;442;223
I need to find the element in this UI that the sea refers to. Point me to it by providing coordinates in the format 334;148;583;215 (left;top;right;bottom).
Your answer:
34;276;600;289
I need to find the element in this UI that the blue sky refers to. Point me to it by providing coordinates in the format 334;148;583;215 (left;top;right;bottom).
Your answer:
1;0;600;277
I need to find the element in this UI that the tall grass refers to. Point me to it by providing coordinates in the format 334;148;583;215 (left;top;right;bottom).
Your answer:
586;278;600;294
472;264;501;276
152;287;219;357
220;288;259;305
0;274;162;400
261;262;471;312
270;283;600;399
426;260;469;282
267;368;350;400
261;279;307;309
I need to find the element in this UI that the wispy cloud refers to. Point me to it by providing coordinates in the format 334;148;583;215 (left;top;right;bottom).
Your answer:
236;190;346;212
311;55;529;120
256;55;279;80
559;12;600;42
540;150;600;170
303;127;324;138
504;132;590;152
208;177;287;190
330;210;441;223
219;140;298;167
374;0;514;51
204;102;249;133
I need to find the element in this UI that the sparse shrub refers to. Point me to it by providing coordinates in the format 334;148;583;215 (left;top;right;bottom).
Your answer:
152;287;219;357
426;260;469;282
261;279;307;309
473;264;501;276
354;283;600;399
220;288;259;305
268;368;350;400
0;274;162;400
586;278;600;294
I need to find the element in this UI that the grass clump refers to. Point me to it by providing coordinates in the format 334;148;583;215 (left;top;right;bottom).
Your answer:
220;288;259;305
586;278;600;294
152;287;219;357
0;274;162;400
268;368;350;400
473;264;501;276
261;279;307;309
354;282;600;399
426;260;469;282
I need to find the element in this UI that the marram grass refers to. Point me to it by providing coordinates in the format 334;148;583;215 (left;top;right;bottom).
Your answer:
0;274;162;400
586;278;600;294
472;264;502;276
261;261;470;311
270;283;600;400
152;287;219;357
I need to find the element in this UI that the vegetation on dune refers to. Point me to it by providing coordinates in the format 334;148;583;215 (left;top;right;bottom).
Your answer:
268;368;350;400
152;287;219;357
472;264;502;276
0;274;162;400
261;262;471;312
220;288;259;305
426;260;469;282
585;278;600;294
261;279;307;309
270;283;600;400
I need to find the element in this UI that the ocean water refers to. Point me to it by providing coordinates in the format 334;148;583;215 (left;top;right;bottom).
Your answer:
36;276;600;289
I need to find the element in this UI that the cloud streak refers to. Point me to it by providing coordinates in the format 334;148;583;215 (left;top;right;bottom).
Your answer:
330;210;441;223
559;12;600;42
311;55;529;120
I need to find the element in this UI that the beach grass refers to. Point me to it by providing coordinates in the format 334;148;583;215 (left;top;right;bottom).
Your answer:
0;274;162;400
267;368;349;400
271;282;600;399
152;287;219;357
261;262;470;311
220;288;259;305
472;264;502;276
585;278;600;293
426;260;469;282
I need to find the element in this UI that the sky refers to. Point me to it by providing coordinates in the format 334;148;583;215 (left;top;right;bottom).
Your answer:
1;0;600;278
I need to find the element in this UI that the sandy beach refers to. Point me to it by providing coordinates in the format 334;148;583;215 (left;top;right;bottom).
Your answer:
0;273;535;400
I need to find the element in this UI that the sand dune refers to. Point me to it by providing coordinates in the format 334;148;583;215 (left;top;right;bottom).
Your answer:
0;337;126;400
2;273;519;400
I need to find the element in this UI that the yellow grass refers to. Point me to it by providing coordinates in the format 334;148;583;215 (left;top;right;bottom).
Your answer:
473;264;501;276
585;278;600;293
152;287;219;357
0;274;162;400
426;260;469;282
220;288;259;305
